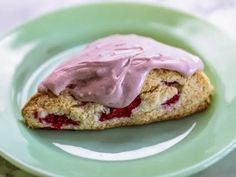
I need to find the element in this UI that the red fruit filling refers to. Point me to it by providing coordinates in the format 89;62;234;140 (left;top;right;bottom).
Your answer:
161;93;180;106
99;96;141;122
162;81;179;87
161;81;181;107
34;112;78;130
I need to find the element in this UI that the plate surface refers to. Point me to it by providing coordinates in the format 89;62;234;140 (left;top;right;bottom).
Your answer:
0;2;236;177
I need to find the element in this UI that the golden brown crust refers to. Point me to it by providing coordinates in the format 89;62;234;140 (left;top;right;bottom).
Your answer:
22;69;214;130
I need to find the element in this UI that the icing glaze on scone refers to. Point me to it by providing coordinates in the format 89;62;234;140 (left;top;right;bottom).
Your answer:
39;34;203;108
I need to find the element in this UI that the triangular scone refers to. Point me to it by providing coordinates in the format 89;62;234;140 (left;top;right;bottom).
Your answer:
22;69;213;130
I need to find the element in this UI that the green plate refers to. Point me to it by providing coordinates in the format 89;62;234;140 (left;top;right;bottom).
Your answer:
0;2;236;177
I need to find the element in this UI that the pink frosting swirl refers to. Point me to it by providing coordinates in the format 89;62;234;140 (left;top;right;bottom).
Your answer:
39;34;203;108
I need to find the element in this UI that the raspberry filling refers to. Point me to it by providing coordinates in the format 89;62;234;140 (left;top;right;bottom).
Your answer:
99;96;141;122
34;112;78;130
162;81;181;107
161;93;180;106
162;81;179;87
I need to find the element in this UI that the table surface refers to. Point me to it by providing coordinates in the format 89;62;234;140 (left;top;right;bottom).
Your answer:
0;0;236;177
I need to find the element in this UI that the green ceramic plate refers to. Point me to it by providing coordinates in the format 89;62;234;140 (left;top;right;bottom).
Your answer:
1;2;236;177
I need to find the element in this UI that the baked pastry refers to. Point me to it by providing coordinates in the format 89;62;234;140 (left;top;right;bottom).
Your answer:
22;34;214;130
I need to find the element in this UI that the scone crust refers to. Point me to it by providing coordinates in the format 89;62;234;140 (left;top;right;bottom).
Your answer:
22;69;214;130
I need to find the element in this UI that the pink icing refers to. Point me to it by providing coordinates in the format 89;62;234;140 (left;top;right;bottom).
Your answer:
39;34;203;108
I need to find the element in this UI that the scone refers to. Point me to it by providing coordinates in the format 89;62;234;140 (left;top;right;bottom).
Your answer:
22;34;214;130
